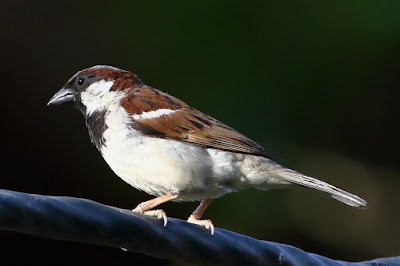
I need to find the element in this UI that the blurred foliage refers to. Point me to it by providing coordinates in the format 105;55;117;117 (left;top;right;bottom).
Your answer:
1;1;399;265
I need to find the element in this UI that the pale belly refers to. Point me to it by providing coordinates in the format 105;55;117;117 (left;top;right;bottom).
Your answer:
100;128;240;201
97;107;291;201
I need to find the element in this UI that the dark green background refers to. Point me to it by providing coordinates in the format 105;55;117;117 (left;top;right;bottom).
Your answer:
2;1;399;265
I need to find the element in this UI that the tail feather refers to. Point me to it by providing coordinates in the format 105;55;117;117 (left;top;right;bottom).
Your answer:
274;168;367;209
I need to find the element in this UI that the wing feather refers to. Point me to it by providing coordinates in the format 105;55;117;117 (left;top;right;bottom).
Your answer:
122;87;270;158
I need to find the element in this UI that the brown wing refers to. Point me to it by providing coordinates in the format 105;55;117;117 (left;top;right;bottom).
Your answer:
121;86;269;157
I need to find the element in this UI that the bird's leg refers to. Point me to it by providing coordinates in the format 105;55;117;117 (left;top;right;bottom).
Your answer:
133;194;178;226
187;198;214;235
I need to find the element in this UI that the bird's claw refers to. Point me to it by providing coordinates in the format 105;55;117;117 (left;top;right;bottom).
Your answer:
187;215;215;235
133;208;168;226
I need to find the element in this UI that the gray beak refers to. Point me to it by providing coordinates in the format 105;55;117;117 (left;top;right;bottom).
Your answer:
47;88;76;106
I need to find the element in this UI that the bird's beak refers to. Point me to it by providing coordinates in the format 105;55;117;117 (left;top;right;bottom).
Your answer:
47;88;76;106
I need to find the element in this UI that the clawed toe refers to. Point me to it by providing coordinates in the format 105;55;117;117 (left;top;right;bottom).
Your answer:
133;208;168;226
187;215;215;235
131;194;178;226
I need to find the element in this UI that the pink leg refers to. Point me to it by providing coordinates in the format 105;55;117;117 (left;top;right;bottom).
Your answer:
133;194;178;226
187;199;215;235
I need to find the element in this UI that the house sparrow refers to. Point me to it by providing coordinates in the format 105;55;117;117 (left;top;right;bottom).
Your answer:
48;65;367;235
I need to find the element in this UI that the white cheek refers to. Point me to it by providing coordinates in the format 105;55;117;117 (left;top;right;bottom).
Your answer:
88;80;114;96
81;80;123;115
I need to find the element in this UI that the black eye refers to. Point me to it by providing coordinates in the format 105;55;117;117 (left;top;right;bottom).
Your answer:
77;77;85;86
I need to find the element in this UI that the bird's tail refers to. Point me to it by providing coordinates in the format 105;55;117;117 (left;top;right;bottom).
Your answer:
269;165;367;208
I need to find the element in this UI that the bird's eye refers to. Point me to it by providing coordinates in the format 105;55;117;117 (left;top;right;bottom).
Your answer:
77;77;85;86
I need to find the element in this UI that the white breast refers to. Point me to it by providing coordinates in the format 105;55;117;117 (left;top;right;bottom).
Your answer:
98;105;242;200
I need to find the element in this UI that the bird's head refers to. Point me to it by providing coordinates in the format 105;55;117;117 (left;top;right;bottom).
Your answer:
47;65;142;115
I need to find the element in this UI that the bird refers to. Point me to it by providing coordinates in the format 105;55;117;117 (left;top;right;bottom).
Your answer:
48;65;367;235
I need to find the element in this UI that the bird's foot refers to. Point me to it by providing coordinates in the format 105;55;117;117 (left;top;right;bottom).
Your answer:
133;208;168;226
187;215;215;235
